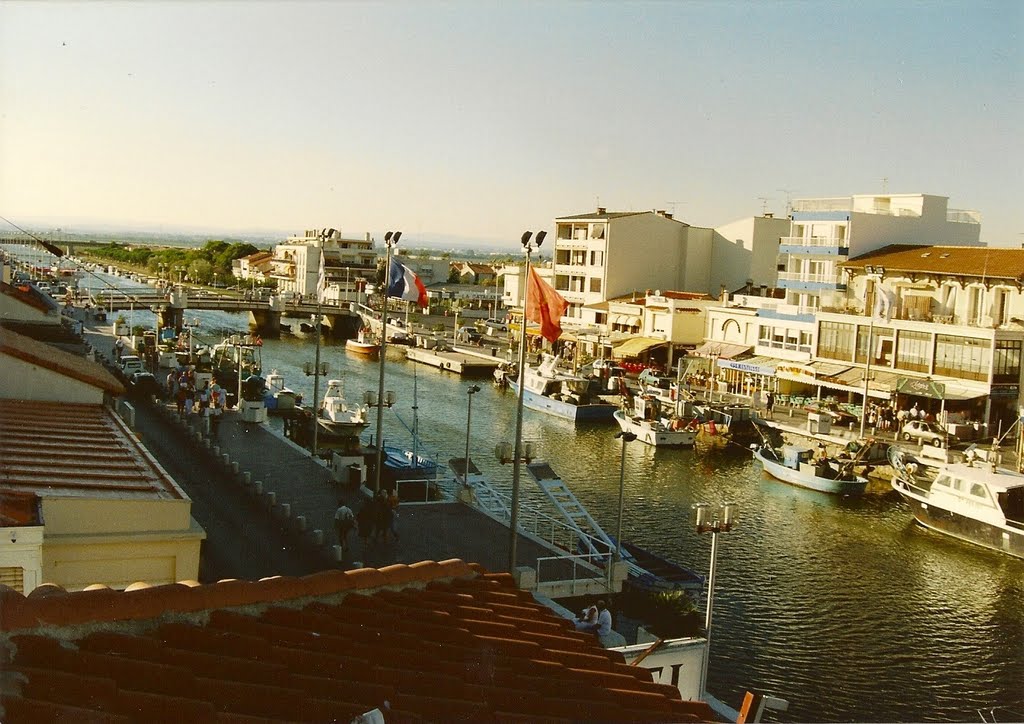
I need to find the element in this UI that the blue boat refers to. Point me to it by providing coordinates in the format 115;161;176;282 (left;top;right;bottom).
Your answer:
753;443;868;495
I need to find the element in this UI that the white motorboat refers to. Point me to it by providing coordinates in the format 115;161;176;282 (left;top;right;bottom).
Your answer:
345;328;380;359
263;370;299;413
318;379;369;441
613;395;696;448
507;354;617;423
890;448;1024;558
753;443;868;495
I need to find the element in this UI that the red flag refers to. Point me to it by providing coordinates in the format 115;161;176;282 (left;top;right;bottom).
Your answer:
525;266;568;343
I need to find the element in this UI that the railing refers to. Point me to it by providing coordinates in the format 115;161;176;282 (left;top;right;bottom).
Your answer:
780;236;849;248
791;198;851;213
776;271;843;285
947;209;982;224
535;551;610;594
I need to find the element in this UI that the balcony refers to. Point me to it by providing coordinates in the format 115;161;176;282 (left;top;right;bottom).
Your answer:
947;209;982;224
776;271;846;292
779;236;850;257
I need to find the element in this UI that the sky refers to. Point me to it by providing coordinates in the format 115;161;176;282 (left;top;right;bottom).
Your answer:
1;1;1021;250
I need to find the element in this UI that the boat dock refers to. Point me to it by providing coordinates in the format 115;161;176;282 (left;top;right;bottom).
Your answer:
404;344;502;376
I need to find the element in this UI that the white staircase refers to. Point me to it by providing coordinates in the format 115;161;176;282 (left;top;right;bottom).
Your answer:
525;461;614;557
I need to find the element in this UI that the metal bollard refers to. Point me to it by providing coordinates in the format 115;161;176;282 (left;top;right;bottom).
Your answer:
265;491;276;509
312;530;324;545
254;480;263;495
280;502;291;518
296;515;307;531
331;545;344;562
242;471;252;486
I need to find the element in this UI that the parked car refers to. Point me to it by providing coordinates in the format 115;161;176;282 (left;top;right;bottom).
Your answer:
900;419;947;447
118;355;145;377
127;372;162;401
483;319;508;333
457;326;481;343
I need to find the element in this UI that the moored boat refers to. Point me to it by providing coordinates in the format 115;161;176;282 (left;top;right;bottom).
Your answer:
753;443;868;495
507;354;617;423
613;395;697;448
263;369;300;413
890;449;1024;558
345;328;380;359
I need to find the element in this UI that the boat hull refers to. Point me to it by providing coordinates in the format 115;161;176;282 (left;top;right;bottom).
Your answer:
345;340;380;359
754;448;868;495
892;480;1024;559
613;410;696;448
509;379;616;422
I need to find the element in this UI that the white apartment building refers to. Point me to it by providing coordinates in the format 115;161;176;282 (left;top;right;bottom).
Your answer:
777;193;981;315
269;229;377;302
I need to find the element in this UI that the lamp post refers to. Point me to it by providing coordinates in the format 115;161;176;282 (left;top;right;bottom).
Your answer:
462;385;481;485
612;430;637;589
692;502;737;699
508;229;546;572
860;266;884;438
374;231;401;493
364;389;396;489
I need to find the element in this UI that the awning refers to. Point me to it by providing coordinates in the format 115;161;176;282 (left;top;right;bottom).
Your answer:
690;341;751;359
717;356;778;376
816;367;898;400
611;336;667;359
895;376;987;401
610;314;641;327
811;361;853;377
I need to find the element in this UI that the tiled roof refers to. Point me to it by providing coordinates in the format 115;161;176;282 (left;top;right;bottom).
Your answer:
844;244;1023;280
557;211;646;221
0;325;124;395
0;400;185;502
0;560;714;723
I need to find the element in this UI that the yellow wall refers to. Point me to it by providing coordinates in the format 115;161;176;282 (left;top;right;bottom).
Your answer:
42;520;204;590
41;497;193;535
0;355;106;404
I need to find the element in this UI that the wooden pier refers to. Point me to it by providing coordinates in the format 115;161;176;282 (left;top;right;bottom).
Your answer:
404;345;503;376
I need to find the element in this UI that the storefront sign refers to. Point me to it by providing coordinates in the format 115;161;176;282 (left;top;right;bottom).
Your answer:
717;359;775;376
896;377;945;399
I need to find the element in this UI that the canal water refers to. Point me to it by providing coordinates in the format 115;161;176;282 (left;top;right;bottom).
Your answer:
29;259;1024;720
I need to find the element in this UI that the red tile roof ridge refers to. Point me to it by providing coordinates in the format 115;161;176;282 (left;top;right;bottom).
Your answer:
0;559;482;632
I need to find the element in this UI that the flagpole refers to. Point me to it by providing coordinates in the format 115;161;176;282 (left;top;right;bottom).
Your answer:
374;231;400;494
508;230;546;573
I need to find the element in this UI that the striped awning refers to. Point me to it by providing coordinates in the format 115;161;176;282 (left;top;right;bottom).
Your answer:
611;336;667;359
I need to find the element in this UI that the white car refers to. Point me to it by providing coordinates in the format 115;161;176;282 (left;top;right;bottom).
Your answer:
484;319;508;333
900;419;947;447
118;355;145;377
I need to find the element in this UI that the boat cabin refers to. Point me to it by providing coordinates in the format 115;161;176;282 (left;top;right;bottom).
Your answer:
929;463;1024;527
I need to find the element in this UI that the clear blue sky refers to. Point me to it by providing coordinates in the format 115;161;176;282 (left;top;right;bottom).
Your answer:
1;1;1021;248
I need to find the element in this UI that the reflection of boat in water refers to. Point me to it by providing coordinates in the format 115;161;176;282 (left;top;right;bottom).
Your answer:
613;395;697;448
345;328;380;359
753;443;868;495
507;354;617;423
263;370;300;414
890;446;1024;558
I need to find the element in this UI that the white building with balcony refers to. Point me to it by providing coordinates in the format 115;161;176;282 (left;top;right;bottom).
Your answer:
269;229;377;301
776;193;981;316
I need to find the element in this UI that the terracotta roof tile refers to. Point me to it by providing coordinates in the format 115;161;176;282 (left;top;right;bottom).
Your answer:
844;244;1023;279
0;561;713;722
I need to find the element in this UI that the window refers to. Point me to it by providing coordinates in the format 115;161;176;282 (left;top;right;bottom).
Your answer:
970;483;988;501
993;340;1022;383
935;335;992;382
589;250;604;266
0;566;24;594
895;330;931;373
818;321;855;361
589;277;602;293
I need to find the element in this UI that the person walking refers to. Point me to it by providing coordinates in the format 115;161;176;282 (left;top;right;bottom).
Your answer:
334;505;355;557
765;391;775;419
209;380;224;438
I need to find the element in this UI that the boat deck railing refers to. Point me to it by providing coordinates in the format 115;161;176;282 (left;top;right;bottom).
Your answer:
535;551;610;594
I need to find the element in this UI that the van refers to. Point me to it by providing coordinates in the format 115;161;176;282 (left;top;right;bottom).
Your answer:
118;355;145;377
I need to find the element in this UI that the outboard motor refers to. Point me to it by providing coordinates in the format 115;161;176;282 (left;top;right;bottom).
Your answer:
240;375;268;423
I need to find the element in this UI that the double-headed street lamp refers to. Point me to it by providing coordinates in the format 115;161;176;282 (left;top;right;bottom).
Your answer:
462;385;481;485
860;265;885;438
692;501;737;699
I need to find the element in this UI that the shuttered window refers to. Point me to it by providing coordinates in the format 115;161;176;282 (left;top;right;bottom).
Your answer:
0;566;24;593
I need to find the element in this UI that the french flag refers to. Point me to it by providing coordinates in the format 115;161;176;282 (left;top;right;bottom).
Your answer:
387;257;429;308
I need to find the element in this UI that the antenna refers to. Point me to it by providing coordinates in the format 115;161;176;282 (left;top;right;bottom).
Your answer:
881;177;889;193
757;197;771;215
666;201;686;216
776;188;797;215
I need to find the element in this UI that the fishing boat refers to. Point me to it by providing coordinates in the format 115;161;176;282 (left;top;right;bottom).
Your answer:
209;333;263;407
319;379;368;433
345;327;380;359
753;442;868;495
507;354;617;423
263;369;300;413
890;447;1024;558
613;395;697;448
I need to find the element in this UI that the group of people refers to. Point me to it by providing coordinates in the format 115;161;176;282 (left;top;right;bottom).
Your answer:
334;489;400;557
166;367;226;436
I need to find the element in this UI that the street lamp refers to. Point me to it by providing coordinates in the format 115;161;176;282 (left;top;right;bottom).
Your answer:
860;266;885;438
373;231;401;494
692;501;737;699
612;430;637;588
462;385;482;485
508;229;546;572
303;360;330;456
364;389;397;489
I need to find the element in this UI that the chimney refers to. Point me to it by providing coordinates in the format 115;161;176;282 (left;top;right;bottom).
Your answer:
656;209;666;216
597;206;606;215
764;212;773;219
720;285;728;302
760;284;767;298
745;279;753;293
665;212;673;219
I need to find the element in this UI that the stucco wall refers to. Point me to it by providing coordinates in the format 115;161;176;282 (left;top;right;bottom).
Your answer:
0;355;106;404
605;214;689;300
41;497;193;536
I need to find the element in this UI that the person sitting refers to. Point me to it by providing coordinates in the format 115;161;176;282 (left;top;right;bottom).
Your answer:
576;600;611;637
574;603;598;631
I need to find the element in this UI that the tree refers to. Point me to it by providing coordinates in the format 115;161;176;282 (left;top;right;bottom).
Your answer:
447;265;462;283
